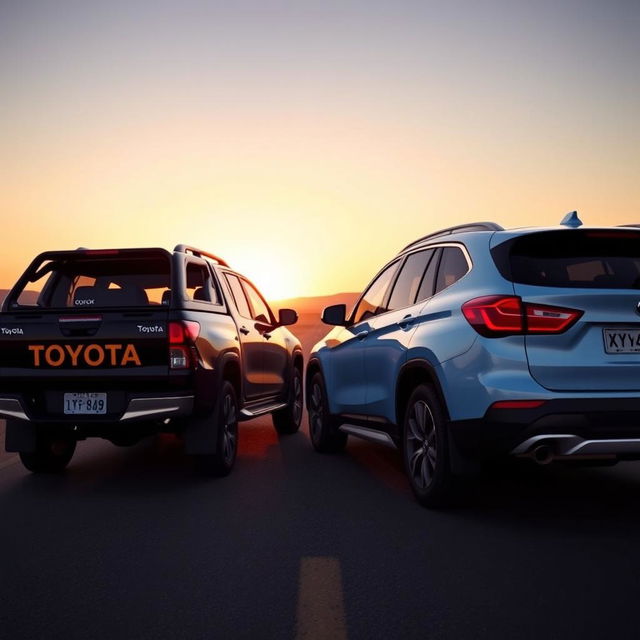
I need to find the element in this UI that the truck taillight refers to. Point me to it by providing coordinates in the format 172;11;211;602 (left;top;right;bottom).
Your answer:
168;321;200;369
462;296;582;337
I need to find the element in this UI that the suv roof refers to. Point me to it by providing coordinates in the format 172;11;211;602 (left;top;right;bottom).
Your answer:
399;212;640;256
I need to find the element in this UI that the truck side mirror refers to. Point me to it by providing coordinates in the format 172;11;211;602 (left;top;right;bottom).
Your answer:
278;308;298;326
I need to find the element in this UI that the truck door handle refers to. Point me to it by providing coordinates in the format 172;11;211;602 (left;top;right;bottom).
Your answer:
239;326;250;335
356;330;369;340
398;314;414;329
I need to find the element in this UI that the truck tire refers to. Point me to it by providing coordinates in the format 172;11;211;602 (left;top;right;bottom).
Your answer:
193;380;239;477
19;434;76;473
308;372;347;453
272;365;303;434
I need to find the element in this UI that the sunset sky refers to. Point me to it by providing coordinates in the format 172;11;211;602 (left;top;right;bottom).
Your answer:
1;0;638;300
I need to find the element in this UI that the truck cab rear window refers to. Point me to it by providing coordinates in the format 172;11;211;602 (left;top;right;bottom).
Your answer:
11;255;171;309
494;230;640;289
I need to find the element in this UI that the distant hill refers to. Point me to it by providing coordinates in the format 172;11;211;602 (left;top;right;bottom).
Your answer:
0;289;39;306
271;292;359;317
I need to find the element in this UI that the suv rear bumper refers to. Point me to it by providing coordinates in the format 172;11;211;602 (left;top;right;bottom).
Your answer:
449;397;640;460
0;393;194;424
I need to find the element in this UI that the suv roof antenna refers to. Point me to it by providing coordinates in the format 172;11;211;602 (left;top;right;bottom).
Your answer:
560;211;582;228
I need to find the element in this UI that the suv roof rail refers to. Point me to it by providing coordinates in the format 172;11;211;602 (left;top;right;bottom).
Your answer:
174;244;229;267
400;222;504;253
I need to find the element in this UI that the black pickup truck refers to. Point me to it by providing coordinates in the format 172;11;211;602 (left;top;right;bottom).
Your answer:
0;245;303;476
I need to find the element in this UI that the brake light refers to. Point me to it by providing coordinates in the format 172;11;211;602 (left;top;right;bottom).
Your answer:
168;321;200;369
83;249;120;255
462;296;523;336
462;296;582;337
169;321;200;344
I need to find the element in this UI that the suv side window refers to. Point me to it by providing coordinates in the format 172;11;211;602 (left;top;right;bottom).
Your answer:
241;279;274;324
415;247;441;302
434;247;469;294
186;260;220;304
387;249;436;311
352;261;400;324
224;273;252;318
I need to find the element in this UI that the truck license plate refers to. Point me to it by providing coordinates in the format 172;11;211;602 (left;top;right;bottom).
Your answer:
63;392;107;415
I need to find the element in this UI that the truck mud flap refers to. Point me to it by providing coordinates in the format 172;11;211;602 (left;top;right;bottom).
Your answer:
5;419;37;453
184;413;219;455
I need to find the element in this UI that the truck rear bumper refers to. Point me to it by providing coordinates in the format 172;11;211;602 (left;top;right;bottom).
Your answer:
0;393;194;424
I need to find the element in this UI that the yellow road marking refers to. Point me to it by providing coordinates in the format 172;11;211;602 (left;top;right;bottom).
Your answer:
296;556;348;640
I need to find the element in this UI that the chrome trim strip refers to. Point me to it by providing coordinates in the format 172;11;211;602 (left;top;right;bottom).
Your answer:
0;398;29;421
567;438;640;456
339;424;397;448
120;396;194;421
510;434;578;455
511;434;640;457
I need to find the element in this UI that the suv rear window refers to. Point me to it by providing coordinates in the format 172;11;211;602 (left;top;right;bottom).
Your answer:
493;230;640;289
8;251;171;309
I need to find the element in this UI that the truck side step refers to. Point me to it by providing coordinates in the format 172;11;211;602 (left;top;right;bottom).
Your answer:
239;402;288;420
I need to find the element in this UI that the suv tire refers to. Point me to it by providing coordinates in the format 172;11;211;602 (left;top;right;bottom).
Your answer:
308;372;347;453
19;434;76;473
402;384;452;508
273;365;303;435
194;380;239;477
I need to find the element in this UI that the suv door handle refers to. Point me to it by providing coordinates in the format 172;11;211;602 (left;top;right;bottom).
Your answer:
239;326;250;335
398;314;414;329
356;330;369;340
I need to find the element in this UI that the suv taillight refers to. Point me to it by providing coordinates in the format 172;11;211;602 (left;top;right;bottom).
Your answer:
169;320;200;369
461;296;582;337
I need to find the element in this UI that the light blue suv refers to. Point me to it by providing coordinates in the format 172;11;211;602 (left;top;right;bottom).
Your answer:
306;213;640;506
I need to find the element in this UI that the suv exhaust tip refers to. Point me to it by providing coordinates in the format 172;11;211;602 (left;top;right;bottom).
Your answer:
531;444;554;465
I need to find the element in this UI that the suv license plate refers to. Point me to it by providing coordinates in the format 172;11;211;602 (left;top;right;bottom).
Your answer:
64;392;107;415
603;329;640;354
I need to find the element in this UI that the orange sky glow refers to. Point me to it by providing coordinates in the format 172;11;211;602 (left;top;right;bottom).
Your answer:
1;2;638;301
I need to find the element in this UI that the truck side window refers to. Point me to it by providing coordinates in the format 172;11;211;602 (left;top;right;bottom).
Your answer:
186;262;219;304
225;274;252;318
241;279;274;325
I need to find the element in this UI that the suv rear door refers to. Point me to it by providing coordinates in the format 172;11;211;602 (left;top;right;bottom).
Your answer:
494;229;640;392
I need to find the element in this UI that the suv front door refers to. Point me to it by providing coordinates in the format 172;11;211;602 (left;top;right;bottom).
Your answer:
324;260;400;418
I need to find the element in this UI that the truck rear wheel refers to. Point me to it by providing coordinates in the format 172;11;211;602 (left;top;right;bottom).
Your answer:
272;365;303;434
193;381;239;477
19;434;76;473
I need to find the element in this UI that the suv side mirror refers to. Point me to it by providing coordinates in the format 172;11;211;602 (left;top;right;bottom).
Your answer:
321;304;347;326
278;308;298;326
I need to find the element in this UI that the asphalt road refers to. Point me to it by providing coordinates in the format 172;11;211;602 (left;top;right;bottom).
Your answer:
2;410;640;640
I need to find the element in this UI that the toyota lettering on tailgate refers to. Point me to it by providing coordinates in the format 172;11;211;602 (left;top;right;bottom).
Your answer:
28;343;142;367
